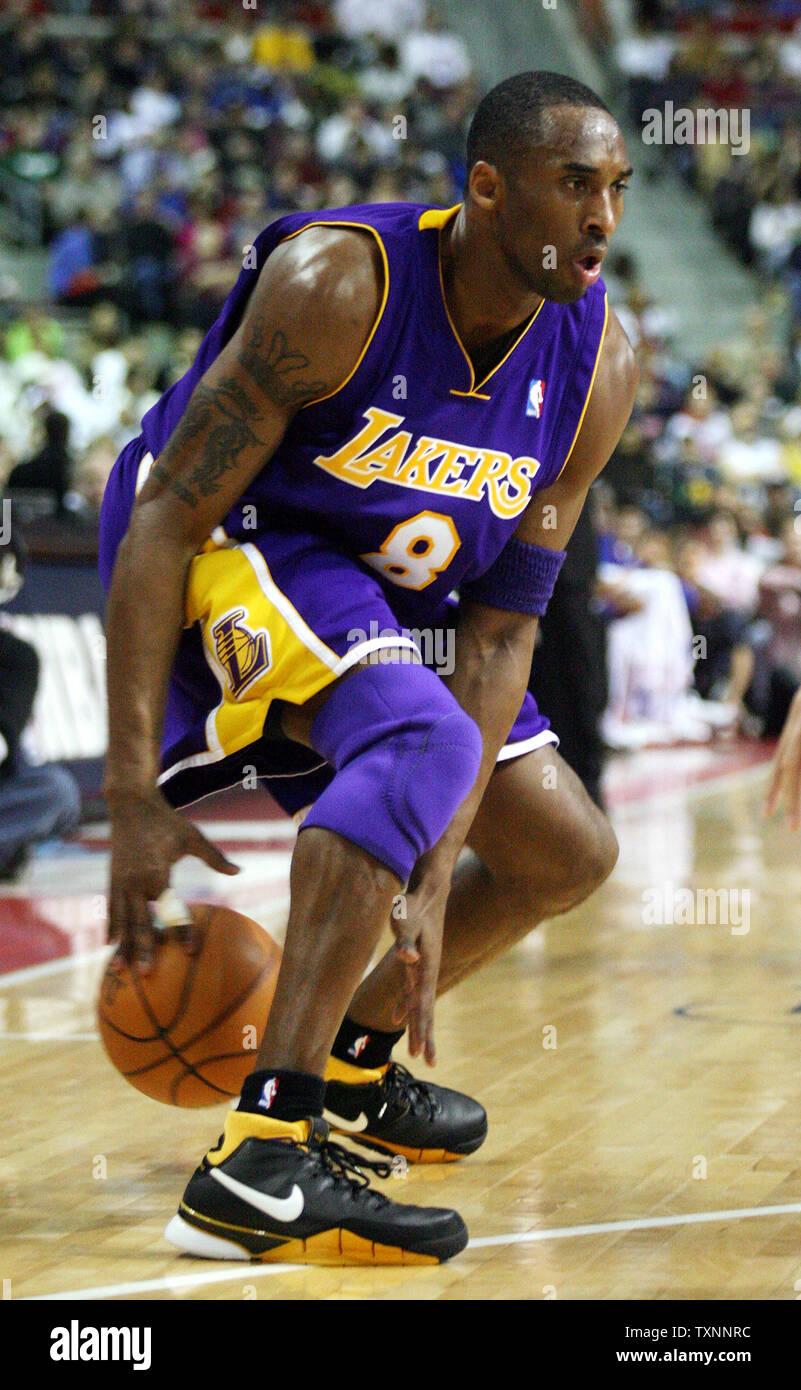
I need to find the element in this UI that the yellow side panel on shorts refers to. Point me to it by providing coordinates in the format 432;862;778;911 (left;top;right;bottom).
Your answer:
184;544;339;760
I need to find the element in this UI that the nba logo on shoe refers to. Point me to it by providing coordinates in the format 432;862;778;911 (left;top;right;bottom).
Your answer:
526;378;546;418
259;1078;279;1111
348;1035;370;1059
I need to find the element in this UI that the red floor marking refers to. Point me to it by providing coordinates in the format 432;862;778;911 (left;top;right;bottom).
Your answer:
0;869;292;976
603;740;774;808
0;898;107;974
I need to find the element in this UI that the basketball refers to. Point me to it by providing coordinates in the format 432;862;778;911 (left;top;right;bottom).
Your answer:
96;902;282;1107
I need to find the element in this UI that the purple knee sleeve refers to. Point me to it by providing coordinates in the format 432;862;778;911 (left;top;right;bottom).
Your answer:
300;662;483;882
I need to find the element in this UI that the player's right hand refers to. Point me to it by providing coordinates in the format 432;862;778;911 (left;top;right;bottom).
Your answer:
106;789;240;974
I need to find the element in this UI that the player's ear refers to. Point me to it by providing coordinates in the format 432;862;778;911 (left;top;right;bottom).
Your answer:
468;159;503;212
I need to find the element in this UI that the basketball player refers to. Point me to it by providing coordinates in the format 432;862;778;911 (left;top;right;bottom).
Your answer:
99;72;637;1265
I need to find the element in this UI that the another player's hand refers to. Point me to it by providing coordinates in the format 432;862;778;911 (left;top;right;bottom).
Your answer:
390;877;449;1067
764;685;801;830
106;788;240;974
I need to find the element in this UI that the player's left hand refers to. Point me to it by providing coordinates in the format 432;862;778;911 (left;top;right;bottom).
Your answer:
390;878;449;1067
764;684;801;829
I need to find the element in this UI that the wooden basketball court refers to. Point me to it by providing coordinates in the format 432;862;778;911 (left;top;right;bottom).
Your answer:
3;742;801;1302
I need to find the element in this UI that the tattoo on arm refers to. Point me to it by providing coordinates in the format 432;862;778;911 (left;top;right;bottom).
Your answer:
145;322;328;510
239;325;328;406
150;463;196;505
149;380;265;508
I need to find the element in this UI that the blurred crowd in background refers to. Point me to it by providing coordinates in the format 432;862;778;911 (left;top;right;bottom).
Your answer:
0;0;473;520
562;0;801;748
4;0;801;760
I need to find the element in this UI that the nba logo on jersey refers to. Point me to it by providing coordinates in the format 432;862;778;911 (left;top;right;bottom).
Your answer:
259;1077;279;1111
526;378;546;418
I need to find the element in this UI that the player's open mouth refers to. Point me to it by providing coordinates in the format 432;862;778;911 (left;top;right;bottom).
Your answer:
572;254;603;285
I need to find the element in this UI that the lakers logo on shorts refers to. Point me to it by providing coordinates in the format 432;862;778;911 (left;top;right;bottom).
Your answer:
212;607;272;698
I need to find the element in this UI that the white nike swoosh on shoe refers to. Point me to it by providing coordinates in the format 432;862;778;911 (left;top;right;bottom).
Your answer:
209;1169;304;1223
323;1108;369;1133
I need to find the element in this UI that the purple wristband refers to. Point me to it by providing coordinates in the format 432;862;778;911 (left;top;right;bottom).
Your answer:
461;537;567;615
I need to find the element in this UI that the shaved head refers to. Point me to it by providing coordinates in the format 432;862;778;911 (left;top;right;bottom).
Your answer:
465;71;614;183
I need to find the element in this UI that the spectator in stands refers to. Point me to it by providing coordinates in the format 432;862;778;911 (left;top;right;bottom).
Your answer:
48;205;121;310
597;529;705;749
4;311;65;363
613;1;679;133
0;531;81;882
44;131;123;231
333;0;426;44
583;491;744;749
694;509;765;616
66;434;118;521
749;175;801;280
635;525;673;571
597;501;648;566
174;194;238;331
7;408;73;517
316;95;396;169
734;498;784;566
745;517;801;735
659;381;734;468
357;41;414;106
121;189;178;325
716;400;784;486
399;10;472;91
675;532;756;730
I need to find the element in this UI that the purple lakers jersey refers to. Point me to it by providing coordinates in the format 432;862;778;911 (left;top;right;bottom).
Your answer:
139;201;608;626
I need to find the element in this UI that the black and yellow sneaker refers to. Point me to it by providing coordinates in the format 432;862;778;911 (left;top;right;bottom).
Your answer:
164;1111;468;1266
323;1058;488;1164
